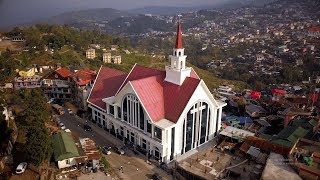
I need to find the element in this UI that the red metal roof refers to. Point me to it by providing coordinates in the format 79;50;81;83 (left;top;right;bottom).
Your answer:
308;27;320;32
272;89;287;95
175;22;183;49
250;91;261;99
87;67;127;109
90;64;200;123
116;64;164;94
130;75;165;121
163;77;200;122
129;66;200;123
55;67;72;78
71;69;96;86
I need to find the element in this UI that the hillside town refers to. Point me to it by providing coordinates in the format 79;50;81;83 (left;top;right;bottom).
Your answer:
0;0;320;180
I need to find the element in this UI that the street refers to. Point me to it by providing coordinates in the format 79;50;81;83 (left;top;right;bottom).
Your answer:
58;112;172;180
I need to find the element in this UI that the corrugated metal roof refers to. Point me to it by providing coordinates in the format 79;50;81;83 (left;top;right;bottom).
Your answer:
87;67;127;109
52;132;80;161
90;64;201;123
55;67;72;78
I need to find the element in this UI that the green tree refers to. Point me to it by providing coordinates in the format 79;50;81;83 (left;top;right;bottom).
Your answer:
25;126;52;166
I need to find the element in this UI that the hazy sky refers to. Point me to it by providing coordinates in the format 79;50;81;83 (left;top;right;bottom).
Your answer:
0;0;228;28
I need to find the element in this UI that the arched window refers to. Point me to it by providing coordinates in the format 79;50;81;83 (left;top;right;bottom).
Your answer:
182;101;211;154
122;94;145;131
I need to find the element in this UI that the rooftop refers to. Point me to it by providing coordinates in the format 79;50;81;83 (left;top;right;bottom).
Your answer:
52;131;80;161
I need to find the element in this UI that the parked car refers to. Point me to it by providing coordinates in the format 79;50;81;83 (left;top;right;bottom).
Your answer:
67;109;73;115
47;98;55;104
102;146;112;155
114;146;125;155
83;124;92;132
15;162;27;174
59;123;66;130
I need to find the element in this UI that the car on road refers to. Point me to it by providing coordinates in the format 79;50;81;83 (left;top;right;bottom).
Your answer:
102;146;112;155
114;146;125;155
83;124;92;132
47;98;55;104
59;123;66;130
15;162;27;174
67;108;73;115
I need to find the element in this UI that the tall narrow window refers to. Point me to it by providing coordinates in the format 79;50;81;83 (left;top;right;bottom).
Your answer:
123;97;127;122
109;105;114;115
139;104;144;130
147;121;152;134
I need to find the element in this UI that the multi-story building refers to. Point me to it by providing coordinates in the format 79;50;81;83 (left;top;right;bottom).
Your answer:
87;22;226;163
103;52;112;63
86;48;96;59
70;69;96;111
41;67;73;100
13;75;42;90
113;55;121;64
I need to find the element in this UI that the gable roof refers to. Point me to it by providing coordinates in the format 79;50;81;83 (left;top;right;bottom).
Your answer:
87;66;127;109
116;64;164;95
129;65;200;123
52;132;80;161
90;64;201;123
55;67;72;78
71;69;96;86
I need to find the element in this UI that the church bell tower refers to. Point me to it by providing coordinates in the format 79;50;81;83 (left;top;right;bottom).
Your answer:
164;20;191;86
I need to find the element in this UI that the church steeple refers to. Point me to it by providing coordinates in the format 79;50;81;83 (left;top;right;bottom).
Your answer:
175;21;183;49
165;19;191;86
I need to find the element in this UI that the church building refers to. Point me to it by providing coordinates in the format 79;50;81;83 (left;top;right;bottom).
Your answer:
87;22;226;163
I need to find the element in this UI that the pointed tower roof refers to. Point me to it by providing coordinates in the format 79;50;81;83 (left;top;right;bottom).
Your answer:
175;21;183;49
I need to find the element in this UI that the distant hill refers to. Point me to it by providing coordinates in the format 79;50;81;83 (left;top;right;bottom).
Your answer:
44;8;132;25
127;6;201;15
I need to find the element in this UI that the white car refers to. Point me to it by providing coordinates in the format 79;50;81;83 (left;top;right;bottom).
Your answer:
59;123;66;130
67;109;73;115
47;98;55;104
16;162;27;174
102;146;112;155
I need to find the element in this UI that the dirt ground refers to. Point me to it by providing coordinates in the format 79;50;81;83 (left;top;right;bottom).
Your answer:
10;169;39;180
0;40;24;51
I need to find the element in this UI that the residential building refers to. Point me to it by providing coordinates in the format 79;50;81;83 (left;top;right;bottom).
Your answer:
113;55;121;64
110;45;118;51
103;52;112;63
87;22;226;163
41;67;73;100
86;48;96;59
289;138;320;179
52;132;100;169
261;152;302;180
13;75;41;90
70;69;96;111
52;131;80;169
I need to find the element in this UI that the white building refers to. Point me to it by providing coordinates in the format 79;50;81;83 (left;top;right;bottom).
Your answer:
86;48;96;59
87;22;226;163
103;52;112;63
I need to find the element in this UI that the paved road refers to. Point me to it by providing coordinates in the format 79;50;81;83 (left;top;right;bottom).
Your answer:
58;112;172;180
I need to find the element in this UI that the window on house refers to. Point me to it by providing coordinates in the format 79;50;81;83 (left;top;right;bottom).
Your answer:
154;126;162;140
117;107;121;119
142;139;147;149
147;121;152;134
109;105;114;115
